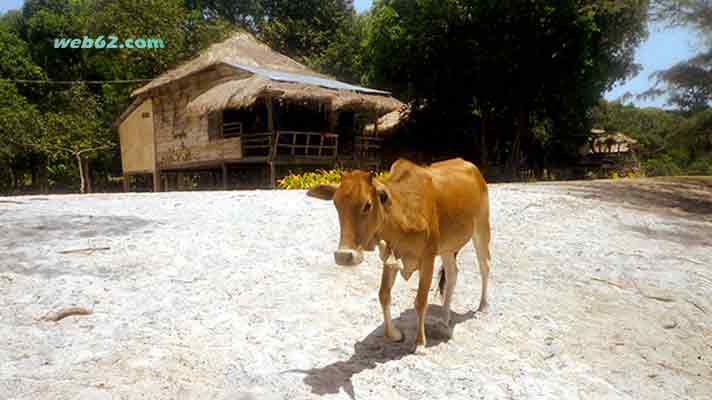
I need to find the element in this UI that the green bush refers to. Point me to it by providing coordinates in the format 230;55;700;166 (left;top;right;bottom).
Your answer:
686;158;712;176
278;169;390;189
642;155;683;177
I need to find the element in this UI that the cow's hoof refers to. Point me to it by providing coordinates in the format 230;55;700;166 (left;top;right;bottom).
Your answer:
413;344;429;355
385;327;404;342
477;301;489;313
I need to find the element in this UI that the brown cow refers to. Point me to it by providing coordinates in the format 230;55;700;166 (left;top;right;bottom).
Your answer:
307;158;491;351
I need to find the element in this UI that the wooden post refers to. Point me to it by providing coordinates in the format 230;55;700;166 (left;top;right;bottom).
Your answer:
266;95;275;159
153;169;161;192
123;173;129;192
222;162;228;190
269;161;276;189
266;95;275;132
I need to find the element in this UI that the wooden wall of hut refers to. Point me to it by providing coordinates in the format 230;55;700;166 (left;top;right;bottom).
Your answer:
150;65;248;171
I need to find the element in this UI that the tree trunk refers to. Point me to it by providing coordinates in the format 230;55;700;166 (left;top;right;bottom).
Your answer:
37;159;48;193
480;110;490;171
76;153;86;194
9;165;16;190
507;108;529;176
32;162;40;192
83;157;92;193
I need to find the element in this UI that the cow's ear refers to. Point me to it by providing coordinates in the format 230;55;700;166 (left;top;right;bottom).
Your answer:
374;182;389;206
307;183;338;200
377;188;389;205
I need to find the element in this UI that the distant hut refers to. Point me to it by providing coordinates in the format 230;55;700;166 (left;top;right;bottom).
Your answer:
579;128;640;173
114;32;403;191
583;129;638;154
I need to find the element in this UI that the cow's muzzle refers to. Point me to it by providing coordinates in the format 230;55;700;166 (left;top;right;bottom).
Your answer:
334;248;364;266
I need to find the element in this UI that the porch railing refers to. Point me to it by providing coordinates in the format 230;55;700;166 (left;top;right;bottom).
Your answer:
241;132;273;157
241;131;339;159
274;131;338;158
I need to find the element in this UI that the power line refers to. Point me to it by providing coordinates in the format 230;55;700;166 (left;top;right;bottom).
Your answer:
0;78;153;84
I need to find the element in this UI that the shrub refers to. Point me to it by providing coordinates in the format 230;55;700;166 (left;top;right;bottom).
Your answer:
278;169;390;189
642;155;683;177
686;158;712;176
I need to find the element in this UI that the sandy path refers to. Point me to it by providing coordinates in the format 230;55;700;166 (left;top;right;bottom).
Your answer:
1;181;710;399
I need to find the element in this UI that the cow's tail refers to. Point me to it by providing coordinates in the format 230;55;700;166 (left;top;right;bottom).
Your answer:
438;266;446;298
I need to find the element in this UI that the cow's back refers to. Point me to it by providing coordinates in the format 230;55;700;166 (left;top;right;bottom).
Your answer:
428;158;488;253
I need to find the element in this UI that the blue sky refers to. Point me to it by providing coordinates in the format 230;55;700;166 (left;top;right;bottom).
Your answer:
2;0;702;108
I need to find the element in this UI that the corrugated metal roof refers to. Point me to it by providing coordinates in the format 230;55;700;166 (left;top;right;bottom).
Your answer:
226;62;391;95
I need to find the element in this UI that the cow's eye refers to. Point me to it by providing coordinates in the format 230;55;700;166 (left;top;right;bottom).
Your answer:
362;201;372;213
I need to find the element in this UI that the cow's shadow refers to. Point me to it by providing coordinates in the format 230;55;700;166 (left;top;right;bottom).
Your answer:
287;305;477;399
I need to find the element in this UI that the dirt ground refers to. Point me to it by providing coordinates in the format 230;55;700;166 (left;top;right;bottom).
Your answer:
1;178;710;399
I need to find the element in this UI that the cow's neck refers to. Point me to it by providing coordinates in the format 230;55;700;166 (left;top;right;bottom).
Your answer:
376;187;432;260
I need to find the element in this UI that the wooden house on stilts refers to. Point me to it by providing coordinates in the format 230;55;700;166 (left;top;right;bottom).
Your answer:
115;32;403;191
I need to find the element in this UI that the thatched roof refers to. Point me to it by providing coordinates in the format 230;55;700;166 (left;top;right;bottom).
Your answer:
133;32;324;96
132;31;403;116
364;105;410;135
185;75;402;116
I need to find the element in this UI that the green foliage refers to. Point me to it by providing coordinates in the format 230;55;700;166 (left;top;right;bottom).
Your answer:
686;157;712;175
0;0;235;192
592;100;712;176
646;1;712;112
590;100;685;158
194;0;356;72
306;12;370;84
643;154;684;176
91;0;231;81
363;0;649;167
0;82;41;156
278;169;389;189
0;26;45;81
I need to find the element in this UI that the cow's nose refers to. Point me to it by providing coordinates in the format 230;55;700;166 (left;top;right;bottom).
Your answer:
334;249;363;266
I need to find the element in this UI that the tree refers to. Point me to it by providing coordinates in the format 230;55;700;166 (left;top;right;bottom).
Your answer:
0;25;46;191
645;1;712;111
308;11;370;84
644;53;712;113
0;82;42;191
0;0;235;192
193;0;357;69
364;0;649;169
26;85;114;193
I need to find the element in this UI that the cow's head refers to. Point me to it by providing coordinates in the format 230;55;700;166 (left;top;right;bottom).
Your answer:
307;170;389;266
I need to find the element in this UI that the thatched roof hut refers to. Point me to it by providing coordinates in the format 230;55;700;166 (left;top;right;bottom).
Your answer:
585;129;638;154
117;31;403;191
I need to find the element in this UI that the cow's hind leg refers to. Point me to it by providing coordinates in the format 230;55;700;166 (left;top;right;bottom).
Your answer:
379;264;403;342
440;252;458;329
473;216;491;312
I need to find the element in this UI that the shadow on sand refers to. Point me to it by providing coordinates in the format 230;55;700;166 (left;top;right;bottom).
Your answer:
286;305;477;399
560;177;712;220
560;177;712;248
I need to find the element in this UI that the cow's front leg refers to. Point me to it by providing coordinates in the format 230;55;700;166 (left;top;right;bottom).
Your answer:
414;255;435;352
379;263;403;342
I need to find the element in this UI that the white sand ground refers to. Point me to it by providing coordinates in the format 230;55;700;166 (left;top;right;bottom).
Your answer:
0;181;710;400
